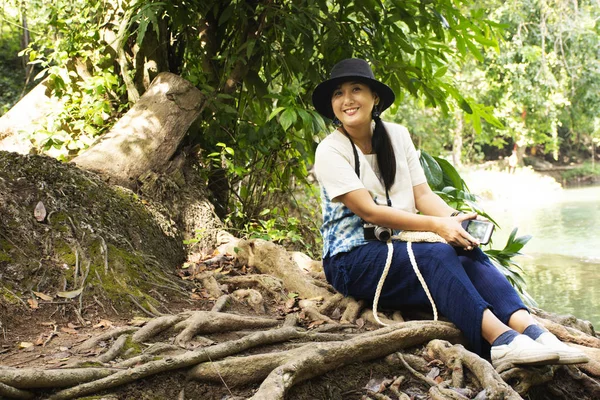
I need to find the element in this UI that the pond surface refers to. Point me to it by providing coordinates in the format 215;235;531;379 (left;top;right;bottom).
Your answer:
482;185;600;327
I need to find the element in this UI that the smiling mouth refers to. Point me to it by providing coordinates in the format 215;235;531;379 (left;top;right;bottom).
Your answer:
344;107;359;115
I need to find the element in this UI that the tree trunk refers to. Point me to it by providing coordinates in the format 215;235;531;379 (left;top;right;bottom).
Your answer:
452;109;463;167
72;72;206;189
0;78;55;154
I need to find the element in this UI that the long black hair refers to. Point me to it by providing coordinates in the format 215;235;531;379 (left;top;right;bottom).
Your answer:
371;103;396;192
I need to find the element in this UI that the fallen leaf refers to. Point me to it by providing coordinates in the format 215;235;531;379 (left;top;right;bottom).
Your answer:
355;318;365;329
60;327;78;335
34;201;47;222
93;319;113;329
191;293;203;300
56;288;83;299
331;307;342;320
129;317;150;327
308;320;326;329
33;291;54;301
27;298;39;309
19;342;34;349
67;322;79;329
34;335;45;346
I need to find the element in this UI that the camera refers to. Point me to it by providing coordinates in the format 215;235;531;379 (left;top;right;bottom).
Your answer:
461;220;494;245
364;223;392;242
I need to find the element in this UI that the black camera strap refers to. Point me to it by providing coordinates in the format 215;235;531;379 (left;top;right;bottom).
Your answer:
340;127;392;207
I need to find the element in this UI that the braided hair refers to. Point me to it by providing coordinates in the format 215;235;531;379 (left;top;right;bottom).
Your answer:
371;101;396;191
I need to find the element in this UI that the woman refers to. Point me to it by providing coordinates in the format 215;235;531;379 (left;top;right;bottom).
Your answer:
312;58;588;367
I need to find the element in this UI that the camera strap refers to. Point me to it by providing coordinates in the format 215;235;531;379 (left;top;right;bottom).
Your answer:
340;127;391;206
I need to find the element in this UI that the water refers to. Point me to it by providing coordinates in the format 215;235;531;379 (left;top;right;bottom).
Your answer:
481;185;600;327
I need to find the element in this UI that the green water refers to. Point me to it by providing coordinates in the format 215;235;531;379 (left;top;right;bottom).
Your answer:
482;185;600;327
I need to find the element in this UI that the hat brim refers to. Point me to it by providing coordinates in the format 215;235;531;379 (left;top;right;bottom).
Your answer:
312;76;395;120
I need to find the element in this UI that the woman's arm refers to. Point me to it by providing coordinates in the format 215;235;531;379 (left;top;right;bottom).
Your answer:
413;183;455;217
337;186;479;248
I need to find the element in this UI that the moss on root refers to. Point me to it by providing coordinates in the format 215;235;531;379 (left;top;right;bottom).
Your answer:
0;151;187;317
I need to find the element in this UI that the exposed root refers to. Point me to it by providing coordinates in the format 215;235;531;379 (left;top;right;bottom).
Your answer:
499;365;555;395
98;334;130;363
221;274;285;299
0;366;119;389
426;339;522;399
78;326;139;351
47;326;303;400
319;293;344;314
233;239;332;299
248;322;461;399
232;289;265;313
341;298;364;324
0;381;34;399
211;294;231;312
131;314;185;343
298;299;336;324
199;273;223;298
173;311;279;347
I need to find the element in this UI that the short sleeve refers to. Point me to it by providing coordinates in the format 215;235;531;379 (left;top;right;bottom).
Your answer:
314;139;364;200
401;127;427;186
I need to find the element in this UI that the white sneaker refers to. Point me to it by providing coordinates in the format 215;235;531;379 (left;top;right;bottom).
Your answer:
491;334;560;368
535;332;590;364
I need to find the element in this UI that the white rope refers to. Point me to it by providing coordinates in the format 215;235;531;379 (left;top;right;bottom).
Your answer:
371;232;445;326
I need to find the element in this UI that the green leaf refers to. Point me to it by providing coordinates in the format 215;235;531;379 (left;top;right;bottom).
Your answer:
279;108;297;131
419;151;443;189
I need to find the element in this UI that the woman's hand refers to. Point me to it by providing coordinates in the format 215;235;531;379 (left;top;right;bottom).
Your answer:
434;212;480;250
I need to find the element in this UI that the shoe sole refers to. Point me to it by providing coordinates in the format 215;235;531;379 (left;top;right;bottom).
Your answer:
555;354;590;364
493;352;560;367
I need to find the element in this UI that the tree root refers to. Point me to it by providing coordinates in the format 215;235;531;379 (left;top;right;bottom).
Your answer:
426;339;522;400
0;382;34;400
341;298;365;324
78;326;139;351
535;315;600;348
499;365;555;395
0;366;119;389
131;314;185;343
233;239;332;299
173;311;279;347
248;322;461;399
232;289;265;313
211;294;231;312
46;326;303;400
98;333;130;363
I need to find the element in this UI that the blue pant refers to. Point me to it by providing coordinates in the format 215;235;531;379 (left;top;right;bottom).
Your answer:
323;241;527;356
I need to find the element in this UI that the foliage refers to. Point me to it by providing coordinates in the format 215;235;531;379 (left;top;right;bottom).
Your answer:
0;3;27;115
18;0;127;160
421;152;535;299
485;227;536;305
560;161;600;182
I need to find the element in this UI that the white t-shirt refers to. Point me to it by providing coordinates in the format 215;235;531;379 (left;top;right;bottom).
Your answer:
314;121;427;257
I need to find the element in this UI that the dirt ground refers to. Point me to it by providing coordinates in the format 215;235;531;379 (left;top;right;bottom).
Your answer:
0;265;437;400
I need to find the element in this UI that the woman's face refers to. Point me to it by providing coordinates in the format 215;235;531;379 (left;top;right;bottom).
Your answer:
331;81;378;130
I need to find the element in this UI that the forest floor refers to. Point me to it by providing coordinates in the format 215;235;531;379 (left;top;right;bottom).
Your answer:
0;253;443;400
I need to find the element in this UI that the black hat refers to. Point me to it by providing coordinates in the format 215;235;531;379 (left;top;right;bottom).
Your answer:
312;58;395;120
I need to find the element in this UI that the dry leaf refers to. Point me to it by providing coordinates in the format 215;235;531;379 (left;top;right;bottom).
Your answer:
33;291;54;301
93;319;113;329
27;298;39;309
34;201;47;222
35;335;46;346
129;317;150;327
190;293;203;300
60;327;78;335
56;288;83;299
356;318;365;328
19;342;34;349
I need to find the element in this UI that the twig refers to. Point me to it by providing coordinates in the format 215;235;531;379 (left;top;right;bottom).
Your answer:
99;236;109;273
127;295;158;318
43;325;59;347
397;352;438;387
